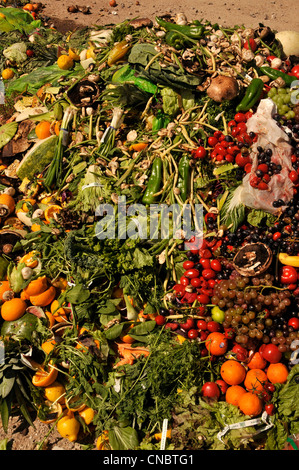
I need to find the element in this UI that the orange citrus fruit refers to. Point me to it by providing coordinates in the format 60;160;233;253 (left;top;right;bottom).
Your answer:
50;299;68;322
32;361;58;387
44;381;65;404
45;310;56;328
44;204;62;222
23;275;48;297
65;395;86;412
0;280;13;302
244;368;267;394
38;401;63;424
225;385;247;407
30;285;56;307
266;363;289;384
19;251;40;268
57;55;74;70
238;392;263;417
56;411;80;442
205;332;228;356
247;351;267;370
41;338;57;354
1;297;27;321
2;68;14;80
220;360;246;385
78;407;95;425
35;121;52;139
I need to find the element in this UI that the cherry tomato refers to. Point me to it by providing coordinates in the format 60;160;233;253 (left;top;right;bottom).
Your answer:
289;170;299;183
184;268;200;279
187;328;199;339
280;265;298;285
180;317;195;331
215;379;229;394
202;268;216;280
26;49;34;57
197;293;210;304
173;284;185;296
207;320;221;332
155;315;166;326
290;65;299;79
235;153;251;167
197;320;207;330
190;277;201;287
265;403;275;416
234;112;246;123
243;37;257;52
210;259;222;272
208;136;218;147
180;276;190;286
165;322;179;330
288;317;299;330
201;381;220;399
183;260;195;270
193;146;207;159
261;344;282;363
199;258;211;269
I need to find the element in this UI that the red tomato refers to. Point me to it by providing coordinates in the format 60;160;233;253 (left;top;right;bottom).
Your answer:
261;344;282;363
290;65;299;79
207;320;221;332
180;276;190;286
187;328;199;339
280;266;298;285
243;37;257;52
210;259;222;272
201;381;220;399
190;277;201;287
192;146;207;159
180;317;195;330
155;315;166;326
235;153;251;167
199;258;211;269
289;170;299;183
183;260;195;270
234;112;246;123
197;320;207;330
184;268;200;279
215;379;229;394
201;268;216;280
265;403;275;416
288;317;299;330
208;136;218;147
197;293;210;304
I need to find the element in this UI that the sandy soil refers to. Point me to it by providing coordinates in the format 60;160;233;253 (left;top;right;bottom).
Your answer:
40;0;299;34
0;0;298;452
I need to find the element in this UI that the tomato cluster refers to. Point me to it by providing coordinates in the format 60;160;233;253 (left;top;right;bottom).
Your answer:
172;238;222;307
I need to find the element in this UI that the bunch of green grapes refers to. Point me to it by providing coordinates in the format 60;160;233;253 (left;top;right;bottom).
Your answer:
268;86;298;120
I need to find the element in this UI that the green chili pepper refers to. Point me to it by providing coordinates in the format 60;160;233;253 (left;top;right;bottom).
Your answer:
155;16;205;39
177;155;190;202
165;30;187;50
258;66;296;87
152;111;171;133
142;157;163;205
236;78;264;112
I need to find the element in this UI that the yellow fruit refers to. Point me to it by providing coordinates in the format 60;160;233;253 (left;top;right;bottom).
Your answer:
57;411;80;442
44;204;61;222
78;407;95;425
96;431;110;450
57;55;74;70
2;68;14;80
44;381;65;404
68;48;80;61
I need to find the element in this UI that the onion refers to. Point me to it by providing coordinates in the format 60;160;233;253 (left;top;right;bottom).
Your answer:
275;30;299;57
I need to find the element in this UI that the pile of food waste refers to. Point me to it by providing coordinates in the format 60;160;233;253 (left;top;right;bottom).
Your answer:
0;2;299;450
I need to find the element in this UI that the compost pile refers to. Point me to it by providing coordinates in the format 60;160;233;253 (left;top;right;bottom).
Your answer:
0;2;299;451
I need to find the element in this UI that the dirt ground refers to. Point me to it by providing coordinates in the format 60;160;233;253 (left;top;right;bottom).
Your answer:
0;0;298;451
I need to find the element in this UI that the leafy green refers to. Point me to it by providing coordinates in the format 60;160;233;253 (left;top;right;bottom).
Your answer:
265;364;299;450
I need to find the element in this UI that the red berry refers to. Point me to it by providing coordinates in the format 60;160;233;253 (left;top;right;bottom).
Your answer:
155;315;166;326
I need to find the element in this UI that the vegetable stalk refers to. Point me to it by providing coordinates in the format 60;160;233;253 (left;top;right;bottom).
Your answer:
98;107;124;158
43;106;76;190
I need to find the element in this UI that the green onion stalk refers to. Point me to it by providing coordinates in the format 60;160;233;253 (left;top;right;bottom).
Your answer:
43;106;76;190
98;107;124;159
